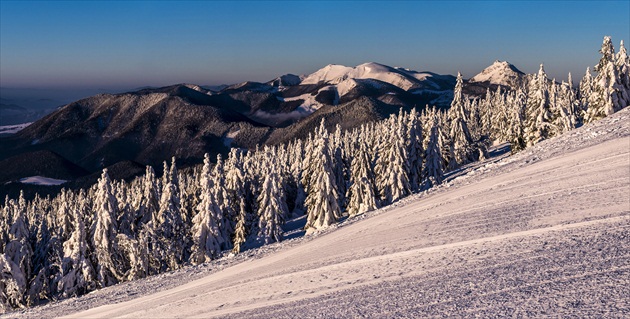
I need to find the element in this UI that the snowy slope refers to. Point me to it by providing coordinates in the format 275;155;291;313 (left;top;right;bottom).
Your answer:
19;176;67;186
0;122;31;135
12;108;630;319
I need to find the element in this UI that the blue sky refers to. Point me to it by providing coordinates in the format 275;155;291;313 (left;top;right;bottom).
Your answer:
1;1;628;90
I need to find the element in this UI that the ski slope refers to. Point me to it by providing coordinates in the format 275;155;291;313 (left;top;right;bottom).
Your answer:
12;108;630;318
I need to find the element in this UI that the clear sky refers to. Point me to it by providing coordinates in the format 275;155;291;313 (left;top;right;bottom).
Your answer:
1;0;629;90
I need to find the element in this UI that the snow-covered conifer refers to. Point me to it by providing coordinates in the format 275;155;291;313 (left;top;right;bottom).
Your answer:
346;141;379;216
448;72;479;166
155;158;185;270
58;207;96;297
375;117;411;204
255;163;287;245
303;120;341;232
91;169;121;288
189;154;222;265
585;36;626;122
524;64;558;146
422;115;446;189
406;109;424;191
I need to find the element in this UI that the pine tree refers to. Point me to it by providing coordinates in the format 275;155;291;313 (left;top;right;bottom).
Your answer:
189;154;222;265
58;207;96;297
231;199;248;254
212;155;234;250
615;40;630;108
578;67;594;120
346;141;379;216
524;64;558;146
422;115;446;189
0;254;27;311
303;120;341;232
155;158;185;270
585;36;627;122
2;193;32;309
255;164;287;245
375;117;410;204
505;91;527;153
448;72;479;167
406;109;424;192
91;169;121;288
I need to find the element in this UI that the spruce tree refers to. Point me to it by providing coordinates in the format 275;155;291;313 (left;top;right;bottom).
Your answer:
189;154;222;265
448;72;478;166
58;207;96;297
374;117;410;204
304;120;341;232
346;141;379;216
91;169;121;288
155;158;185;270
422;115;446;189
524;64;557;146
585;36;627;122
255;163;287;245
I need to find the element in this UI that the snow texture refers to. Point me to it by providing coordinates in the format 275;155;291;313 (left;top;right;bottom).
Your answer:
18;176;67;186
10;106;629;319
0;123;31;135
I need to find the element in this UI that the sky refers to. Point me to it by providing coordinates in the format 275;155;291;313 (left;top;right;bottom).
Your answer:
1;0;629;91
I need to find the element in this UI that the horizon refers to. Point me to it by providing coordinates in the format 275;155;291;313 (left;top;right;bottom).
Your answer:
1;1;629;92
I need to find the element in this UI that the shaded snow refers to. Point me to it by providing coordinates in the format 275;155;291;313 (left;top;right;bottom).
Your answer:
19;176;67;186
0;122;31;134
13;108;630;319
223;129;241;147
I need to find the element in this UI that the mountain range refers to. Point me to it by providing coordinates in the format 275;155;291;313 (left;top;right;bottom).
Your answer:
0;60;526;199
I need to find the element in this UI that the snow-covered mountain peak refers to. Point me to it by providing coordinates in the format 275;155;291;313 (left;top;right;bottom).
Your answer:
301;62;427;91
470;60;526;88
300;64;354;85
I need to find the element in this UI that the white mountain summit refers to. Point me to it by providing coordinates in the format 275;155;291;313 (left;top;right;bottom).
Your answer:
469;60;527;89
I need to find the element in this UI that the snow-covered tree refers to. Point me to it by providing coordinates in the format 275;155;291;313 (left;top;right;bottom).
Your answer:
0;254;27;311
406;109;424;191
58;207;96;297
346;141;379;216
422;115;446;189
211;155;234;250
91;169;121;288
255;164;287;245
303;120;341;232
585;36;628;122
155;158;185;270
375;117;410;205
231;199;248;254
189;154;222;265
578;67;594;120
448;73;482;167
524;64;558;146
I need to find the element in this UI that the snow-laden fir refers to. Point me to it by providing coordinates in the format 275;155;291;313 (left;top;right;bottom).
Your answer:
0;36;629;314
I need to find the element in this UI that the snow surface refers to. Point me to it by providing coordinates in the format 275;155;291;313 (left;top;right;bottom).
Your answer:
10;108;630;319
19;176;67;186
0;122;31;134
222;129;241;147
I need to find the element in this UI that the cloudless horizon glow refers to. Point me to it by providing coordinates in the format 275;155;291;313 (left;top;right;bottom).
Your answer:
1;1;629;91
